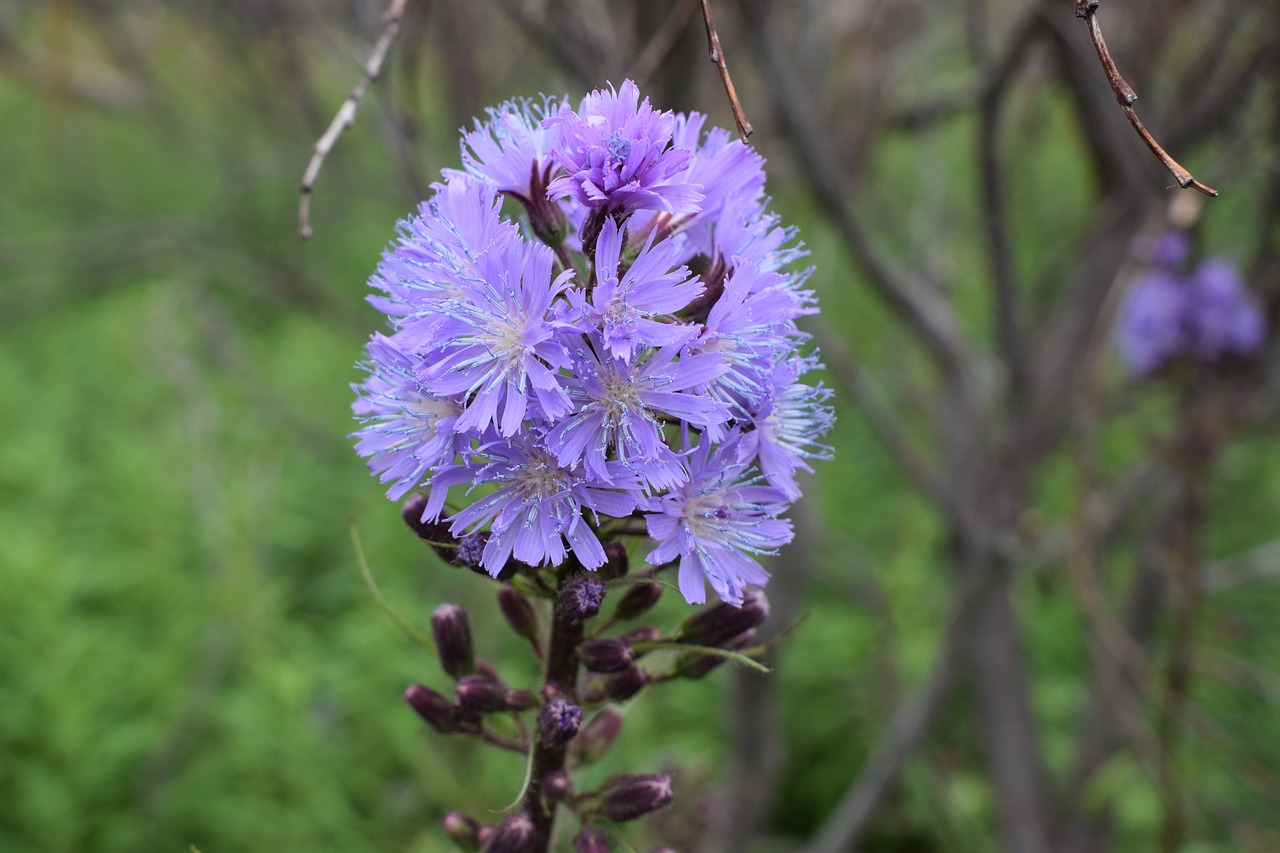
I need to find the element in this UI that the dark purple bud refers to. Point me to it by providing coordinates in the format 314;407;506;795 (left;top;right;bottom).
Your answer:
679;589;769;648
598;774;674;822
431;603;475;678
559;575;606;623
484;812;536;853
505;689;539;711
456;675;508;715
675;628;756;679
575;709;623;763
541;769;572;802
538;697;584;746
614;582;662;620
683;252;728;323
402;495;458;564
498;586;539;645
518;162;570;248
443;811;480;851
598;541;629;580
604;666;648;701
573;827;610;853
582;639;633;674
620;625;661;646
405;684;457;733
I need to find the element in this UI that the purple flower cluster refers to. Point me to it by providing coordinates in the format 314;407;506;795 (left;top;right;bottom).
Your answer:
353;80;834;605
1116;232;1265;375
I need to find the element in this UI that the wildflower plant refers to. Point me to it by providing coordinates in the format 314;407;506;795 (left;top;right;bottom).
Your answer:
353;80;833;851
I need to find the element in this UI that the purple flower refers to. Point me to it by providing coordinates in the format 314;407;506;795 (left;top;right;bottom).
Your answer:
567;216;703;361
1116;249;1265;375
546;335;730;490
414;226;576;436
645;436;793;605
1116;270;1191;375
456;95;570;197
734;355;835;499
368;178;519;322
1185;257;1265;360
544;79;703;220
352;336;465;500
424;433;640;573
354;81;835;605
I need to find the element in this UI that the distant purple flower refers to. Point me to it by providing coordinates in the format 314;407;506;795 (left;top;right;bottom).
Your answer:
1151;230;1192;271
424;433;640;573
645;437;793;605
544;80;703;220
1116;270;1191;375
1116;246;1265;375
1185;257;1265;360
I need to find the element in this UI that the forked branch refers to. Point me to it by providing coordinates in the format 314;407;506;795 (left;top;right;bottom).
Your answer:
298;0;410;239
1074;0;1218;197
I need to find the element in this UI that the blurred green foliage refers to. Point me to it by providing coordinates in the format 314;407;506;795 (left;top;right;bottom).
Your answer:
2;9;1279;853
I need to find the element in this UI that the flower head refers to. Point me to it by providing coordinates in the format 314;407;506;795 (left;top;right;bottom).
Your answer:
544;80;703;220
353;80;832;606
645;436;793;605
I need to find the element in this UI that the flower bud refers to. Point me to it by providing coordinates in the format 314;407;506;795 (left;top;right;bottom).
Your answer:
678;588;769;648
402;495;457;564
442;811;480;851
505;689;539;711
538;697;584;746
675;628;755;679
575;709;623;763
559;575;606;623
572;827;610;853
604;666;647;701
405;684;457;733
620;625;661;646
521;162;570;248
614;582;662;620
498;586;539;646
455;675;507;715
541;769;572;802
484;812;536;853
597;541;629;581
582;639;633;674
431;603;475;678
598;774;674;822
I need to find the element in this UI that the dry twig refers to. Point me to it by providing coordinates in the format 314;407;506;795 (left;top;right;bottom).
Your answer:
298;0;409;239
1074;0;1218;197
699;0;752;141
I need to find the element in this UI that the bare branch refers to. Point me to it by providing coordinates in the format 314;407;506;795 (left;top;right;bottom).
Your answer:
1074;0;1218;197
699;0;751;140
298;0;410;239
741;0;976;390
801;559;1007;853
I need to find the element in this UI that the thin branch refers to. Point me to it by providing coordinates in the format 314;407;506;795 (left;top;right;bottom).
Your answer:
298;0;409;239
811;318;952;517
801;560;1006;853
699;0;752;141
1074;0;1218;197
741;0;976;390
625;0;698;86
